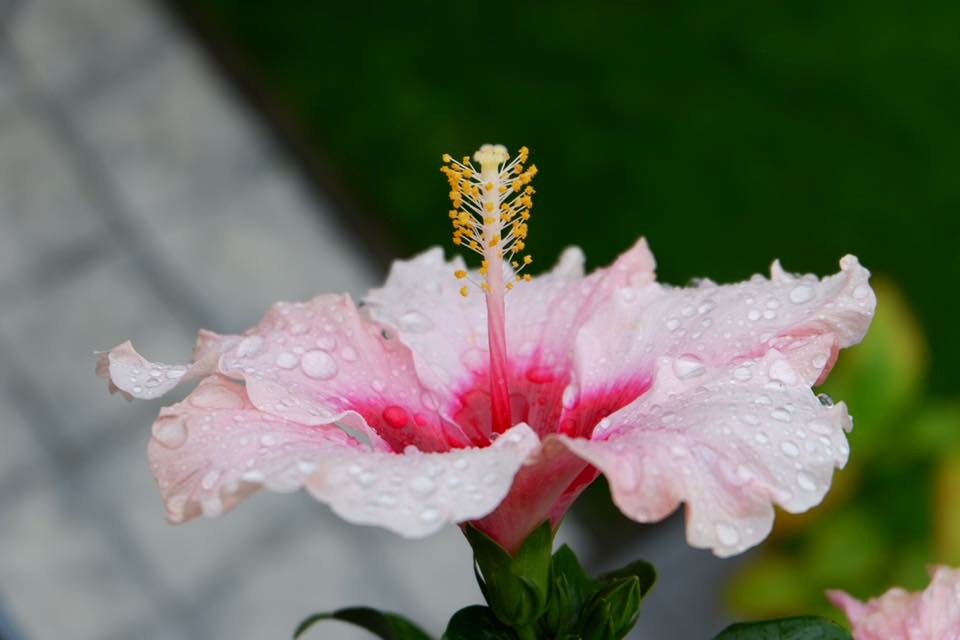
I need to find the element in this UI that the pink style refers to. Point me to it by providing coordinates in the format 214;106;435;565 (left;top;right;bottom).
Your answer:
828;566;960;639
97;144;875;557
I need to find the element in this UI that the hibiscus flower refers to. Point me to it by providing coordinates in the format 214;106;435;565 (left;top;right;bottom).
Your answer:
97;144;874;557
828;566;960;639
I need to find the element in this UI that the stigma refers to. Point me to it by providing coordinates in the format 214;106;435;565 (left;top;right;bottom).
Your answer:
441;144;537;296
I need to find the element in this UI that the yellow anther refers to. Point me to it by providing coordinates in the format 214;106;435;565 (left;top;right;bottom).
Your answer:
523;255;533;265
506;282;514;290
511;180;522;191
462;156;470;164
498;186;508;194
460;286;469;297
523;274;532;282
488;235;500;248
442;153;452;163
481;282;491;293
484;182;494;191
515;241;525;251
484;202;494;213
511;260;519;268
457;211;470;224
454;269;467;279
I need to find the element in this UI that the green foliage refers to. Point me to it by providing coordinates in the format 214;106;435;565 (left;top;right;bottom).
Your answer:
442;606;517;640
465;522;554;628
293;607;432;640
714;616;852;640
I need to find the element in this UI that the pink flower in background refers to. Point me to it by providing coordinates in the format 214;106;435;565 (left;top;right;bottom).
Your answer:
97;144;875;556
828;566;960;639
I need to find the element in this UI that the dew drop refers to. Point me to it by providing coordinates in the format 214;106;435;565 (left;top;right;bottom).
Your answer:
316;334;337;351
275;352;299;369
665;318;680;331
771;408;792;422
780;441;800;457
817;393;835;407
237;336;264;358
561;384;579;410
797;470;817;492
747;309;761;321
420;508;440;524
399;310;434;332
733;366;752;381
755;432;769;444
853;285;870;300
340;346;358;362
410;475;436;495
673;354;705;379
807;419;832;435
301;350;338;380
769;360;797;385
383;405;409;429
763;309;777;320
166;367;186;380
201;469;221;491
152;416;187;448
715;521;740;546
789;285;815;304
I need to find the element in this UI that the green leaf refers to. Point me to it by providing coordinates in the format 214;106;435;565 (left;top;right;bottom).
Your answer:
540;545;596;636
581;577;643;640
442;606;517;640
465;521;554;628
293;607;433;639
599;557;657;598
713;616;852;640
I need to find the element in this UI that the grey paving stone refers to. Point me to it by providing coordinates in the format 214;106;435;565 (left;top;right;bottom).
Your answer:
0;386;49;489
0;107;107;289
9;0;168;97
199;516;484;640
73;43;273;225
0;250;196;445
0;478;153;640
83;429;323;600
137;167;380;330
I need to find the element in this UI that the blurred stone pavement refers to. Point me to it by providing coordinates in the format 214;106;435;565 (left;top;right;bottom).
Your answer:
0;0;735;638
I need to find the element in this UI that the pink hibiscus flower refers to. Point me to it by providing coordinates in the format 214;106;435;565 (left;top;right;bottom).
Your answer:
97;144;874;556
828;566;960;639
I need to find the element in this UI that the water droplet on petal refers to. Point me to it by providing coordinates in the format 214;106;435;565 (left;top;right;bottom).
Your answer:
769;360;797;385
410;475;436;495
152;416;187;448
733;366;752;381
420;508;440;523
237;336;264;358
789;285;814;304
817;393;835;407
301;350;338;380
383;405;409;429
398;310;434;332
771;408;792;422
561;384;579;409
808;419;832;435
201;469;221;491
797;470;817;491
853;285;870;300
715;521;740;546
780;441;800;457
166;367;186;380
673;354;705;379
275;352;299;369
340;346;358;362
316;334;337;351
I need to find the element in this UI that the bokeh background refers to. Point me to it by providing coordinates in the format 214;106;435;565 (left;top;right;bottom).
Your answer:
0;0;957;638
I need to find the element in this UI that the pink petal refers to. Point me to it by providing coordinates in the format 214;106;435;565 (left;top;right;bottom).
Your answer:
305;422;541;537
366;240;656;436
828;566;960;639
218;294;466;452
149;374;362;523
555;348;853;557
96;330;239;400
572;255;875;409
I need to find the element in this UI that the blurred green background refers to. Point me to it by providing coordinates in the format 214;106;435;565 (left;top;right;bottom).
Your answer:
175;0;959;622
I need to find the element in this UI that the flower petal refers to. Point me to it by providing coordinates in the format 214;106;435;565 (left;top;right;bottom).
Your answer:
366;240;656;435
149;374;363;523
570;255;874;432
555;348;853;557
305;422;541;537
96;331;238;400
218;294;466;452
828;565;960;640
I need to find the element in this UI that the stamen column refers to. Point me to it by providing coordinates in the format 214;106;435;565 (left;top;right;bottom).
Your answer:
477;155;512;435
